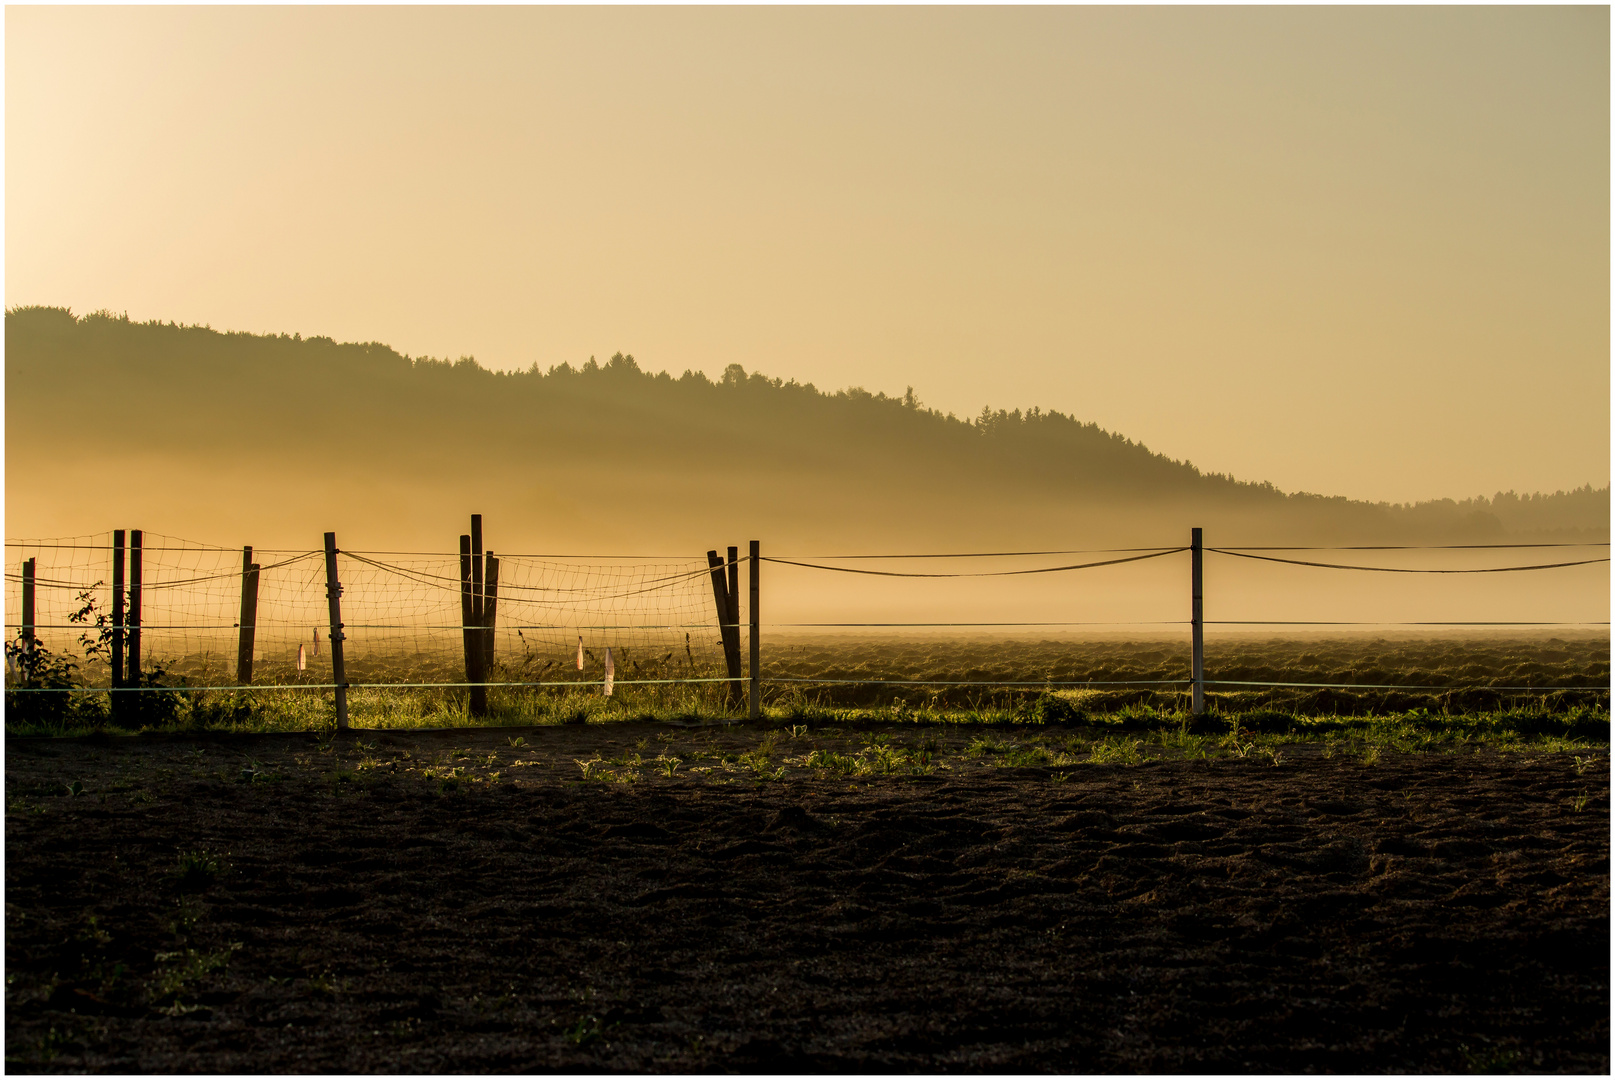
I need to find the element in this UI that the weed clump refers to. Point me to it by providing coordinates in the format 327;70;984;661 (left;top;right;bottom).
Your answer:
173;849;223;891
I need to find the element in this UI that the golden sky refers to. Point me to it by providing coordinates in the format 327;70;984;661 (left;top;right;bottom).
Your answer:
6;6;1608;504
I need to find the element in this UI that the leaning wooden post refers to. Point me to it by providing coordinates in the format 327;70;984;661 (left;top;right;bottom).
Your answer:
236;546;260;685
20;557;35;645
748;540;760;722
707;550;741;707
482;552;499;674
127;530;143;685
323;533;349;730
1191;526;1205;717
111;531;126;696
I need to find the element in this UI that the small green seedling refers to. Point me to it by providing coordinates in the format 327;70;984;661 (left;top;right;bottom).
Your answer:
564;1014;609;1046
507;736;527;749
63;780;85;798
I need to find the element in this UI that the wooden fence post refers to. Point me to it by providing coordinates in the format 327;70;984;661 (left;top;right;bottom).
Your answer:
707;550;741;707
323;532;348;730
728;546;743;705
111;531;125;697
1191;526;1204;717
468;516;484;716
483;552;499;673
20;557;35;644
726;545;739;643
460;533;474;681
127;530;142;685
749;540;760;722
237;546;260;685
470;515;483;619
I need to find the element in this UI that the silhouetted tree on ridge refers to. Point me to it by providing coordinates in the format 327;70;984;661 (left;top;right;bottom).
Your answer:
5;305;1606;544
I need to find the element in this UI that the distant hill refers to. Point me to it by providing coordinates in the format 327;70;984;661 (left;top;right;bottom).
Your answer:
5;306;1608;551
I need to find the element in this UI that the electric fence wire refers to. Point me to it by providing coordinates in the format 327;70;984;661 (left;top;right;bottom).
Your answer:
1203;679;1608;692
11;674;1604;694
6;676;746;693
760;549;1187;578
6;531;1609;698
1204;620;1610;627
771;542;1611;559
1206;549;1612;574
759;676;1604;692
761;621;1193;628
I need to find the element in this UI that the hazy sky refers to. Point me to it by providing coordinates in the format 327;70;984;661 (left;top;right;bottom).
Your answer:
7;6;1608;504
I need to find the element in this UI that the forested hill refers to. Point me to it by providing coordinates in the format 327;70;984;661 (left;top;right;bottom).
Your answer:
5;306;1607;549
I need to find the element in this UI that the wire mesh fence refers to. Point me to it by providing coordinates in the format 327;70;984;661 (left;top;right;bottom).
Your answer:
3;534;730;693
3;531;1609;725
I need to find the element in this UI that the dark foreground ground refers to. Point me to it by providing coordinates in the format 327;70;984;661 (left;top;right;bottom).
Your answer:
5;724;1609;1072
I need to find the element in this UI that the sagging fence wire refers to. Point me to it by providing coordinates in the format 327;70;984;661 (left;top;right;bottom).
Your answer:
759;549;1186;578
4;529;1610;721
1211;542;1611;551
341;551;717;599
1207;549;1611;574
755;538;1609;707
1207;620;1610;627
775;542;1611;558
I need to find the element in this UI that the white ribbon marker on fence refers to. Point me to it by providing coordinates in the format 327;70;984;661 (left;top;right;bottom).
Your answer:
576;635;585;671
297;644;306;672
604;647;615;697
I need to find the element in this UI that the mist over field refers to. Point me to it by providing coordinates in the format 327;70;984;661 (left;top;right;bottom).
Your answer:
3;12;1607;1075
6;307;1607;629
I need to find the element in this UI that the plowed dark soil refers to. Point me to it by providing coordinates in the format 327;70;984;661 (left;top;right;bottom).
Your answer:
5;725;1609;1073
